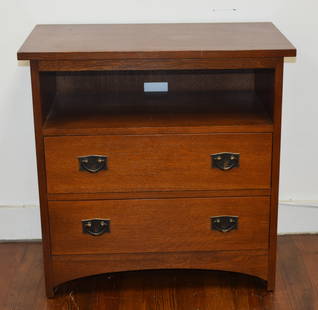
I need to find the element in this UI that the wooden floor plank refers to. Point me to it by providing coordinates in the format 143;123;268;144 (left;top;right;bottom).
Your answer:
0;235;317;310
0;243;28;307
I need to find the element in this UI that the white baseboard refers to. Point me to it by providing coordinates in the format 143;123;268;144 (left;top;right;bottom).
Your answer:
278;201;318;234
0;202;317;240
0;205;42;240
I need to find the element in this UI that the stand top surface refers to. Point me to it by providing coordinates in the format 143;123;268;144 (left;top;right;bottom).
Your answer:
18;22;296;61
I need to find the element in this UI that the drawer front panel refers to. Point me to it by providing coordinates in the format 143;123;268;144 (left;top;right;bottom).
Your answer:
49;197;270;255
45;134;272;194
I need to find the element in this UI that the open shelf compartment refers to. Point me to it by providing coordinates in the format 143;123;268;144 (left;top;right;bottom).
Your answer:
41;69;275;135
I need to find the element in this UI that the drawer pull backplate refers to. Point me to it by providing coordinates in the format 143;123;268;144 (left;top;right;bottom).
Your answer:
211;216;238;233
211;152;240;171
78;155;107;173
82;219;110;236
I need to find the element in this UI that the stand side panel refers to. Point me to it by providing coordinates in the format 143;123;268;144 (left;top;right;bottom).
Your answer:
267;58;284;290
30;61;55;298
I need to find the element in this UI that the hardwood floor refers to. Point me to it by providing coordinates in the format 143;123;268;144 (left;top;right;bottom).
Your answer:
0;235;317;310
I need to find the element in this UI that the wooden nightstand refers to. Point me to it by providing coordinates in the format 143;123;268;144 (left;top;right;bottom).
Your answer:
17;23;296;297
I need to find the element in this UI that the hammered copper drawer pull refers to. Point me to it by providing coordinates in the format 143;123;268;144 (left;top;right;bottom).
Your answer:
82;219;110;236
211;216;239;233
211;153;240;171
78;155;107;173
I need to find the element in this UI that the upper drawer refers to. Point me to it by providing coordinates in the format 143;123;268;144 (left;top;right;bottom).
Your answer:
44;133;272;194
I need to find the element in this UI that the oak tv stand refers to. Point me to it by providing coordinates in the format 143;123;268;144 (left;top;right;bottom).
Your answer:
18;23;296;297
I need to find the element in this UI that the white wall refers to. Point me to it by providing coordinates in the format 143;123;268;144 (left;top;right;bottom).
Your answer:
0;0;317;239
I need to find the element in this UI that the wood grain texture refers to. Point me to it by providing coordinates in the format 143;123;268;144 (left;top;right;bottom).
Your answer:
44;133;272;194
54;69;256;93
0;235;317;309
48;197;270;255
51;250;268;288
38;57;280;71
17;23;296;60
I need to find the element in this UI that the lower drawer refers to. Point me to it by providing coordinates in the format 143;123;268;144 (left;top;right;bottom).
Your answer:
49;197;270;255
